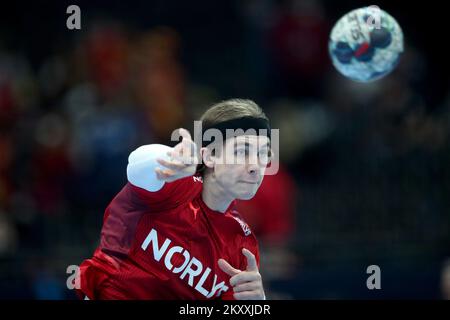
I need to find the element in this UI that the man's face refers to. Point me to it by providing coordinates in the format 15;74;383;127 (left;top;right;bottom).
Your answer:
211;135;271;200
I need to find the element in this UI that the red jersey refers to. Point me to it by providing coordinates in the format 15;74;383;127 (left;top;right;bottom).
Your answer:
77;175;260;300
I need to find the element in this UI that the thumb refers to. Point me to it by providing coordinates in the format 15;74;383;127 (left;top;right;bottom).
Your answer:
218;258;241;277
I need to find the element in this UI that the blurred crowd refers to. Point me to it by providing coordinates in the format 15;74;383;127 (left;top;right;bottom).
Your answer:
0;0;449;299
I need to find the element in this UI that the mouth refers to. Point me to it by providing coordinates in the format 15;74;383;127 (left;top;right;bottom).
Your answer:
239;181;258;185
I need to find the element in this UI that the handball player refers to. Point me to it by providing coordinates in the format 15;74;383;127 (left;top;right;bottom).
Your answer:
77;99;272;300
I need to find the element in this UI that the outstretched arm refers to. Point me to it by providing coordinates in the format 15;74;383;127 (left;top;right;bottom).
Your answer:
126;128;198;192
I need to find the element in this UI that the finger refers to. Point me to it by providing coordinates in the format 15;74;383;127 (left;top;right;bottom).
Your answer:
181;139;197;160
155;167;176;179
166;151;197;167
242;248;258;272
167;150;194;166
155;168;169;181
155;168;163;180
172;144;196;163
178;128;192;142
179;143;197;165
229;272;260;287
172;142;185;158
155;167;175;175
233;282;259;293
167;151;187;163
218;259;241;277
156;158;187;171
233;291;261;300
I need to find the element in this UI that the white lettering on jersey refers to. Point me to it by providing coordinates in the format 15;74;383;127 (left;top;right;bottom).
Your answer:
193;176;203;183
141;228;172;261
194;267;211;296
206;273;229;298
180;257;203;286
173;249;190;274
164;246;183;271
231;216;252;236
141;228;229;298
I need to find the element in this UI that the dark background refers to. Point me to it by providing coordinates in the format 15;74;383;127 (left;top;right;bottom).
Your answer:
0;0;449;299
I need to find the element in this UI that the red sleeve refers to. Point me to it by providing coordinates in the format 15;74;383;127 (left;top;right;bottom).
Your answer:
128;175;202;212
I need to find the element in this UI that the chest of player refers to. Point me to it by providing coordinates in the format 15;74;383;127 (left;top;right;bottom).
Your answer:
128;203;243;299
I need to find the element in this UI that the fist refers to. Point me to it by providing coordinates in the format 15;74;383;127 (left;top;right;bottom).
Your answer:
155;128;199;182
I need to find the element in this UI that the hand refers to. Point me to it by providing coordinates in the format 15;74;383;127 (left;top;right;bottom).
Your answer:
155;128;199;183
218;248;265;300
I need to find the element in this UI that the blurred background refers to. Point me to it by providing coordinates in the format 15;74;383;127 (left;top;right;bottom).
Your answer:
0;0;449;299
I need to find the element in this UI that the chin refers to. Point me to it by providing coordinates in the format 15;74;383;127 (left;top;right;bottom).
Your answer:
236;190;257;200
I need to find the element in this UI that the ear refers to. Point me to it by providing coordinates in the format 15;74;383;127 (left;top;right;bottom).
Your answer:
200;147;215;169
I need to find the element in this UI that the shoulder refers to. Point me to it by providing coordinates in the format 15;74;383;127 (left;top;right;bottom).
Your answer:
127;174;203;211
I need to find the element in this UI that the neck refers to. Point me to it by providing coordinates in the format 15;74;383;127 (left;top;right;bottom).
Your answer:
201;173;234;213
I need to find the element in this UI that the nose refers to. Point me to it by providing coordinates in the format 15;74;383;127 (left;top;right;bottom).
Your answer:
247;162;260;177
246;150;264;177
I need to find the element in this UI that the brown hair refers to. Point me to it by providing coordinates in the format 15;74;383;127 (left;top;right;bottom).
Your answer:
200;98;268;127
196;98;269;175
